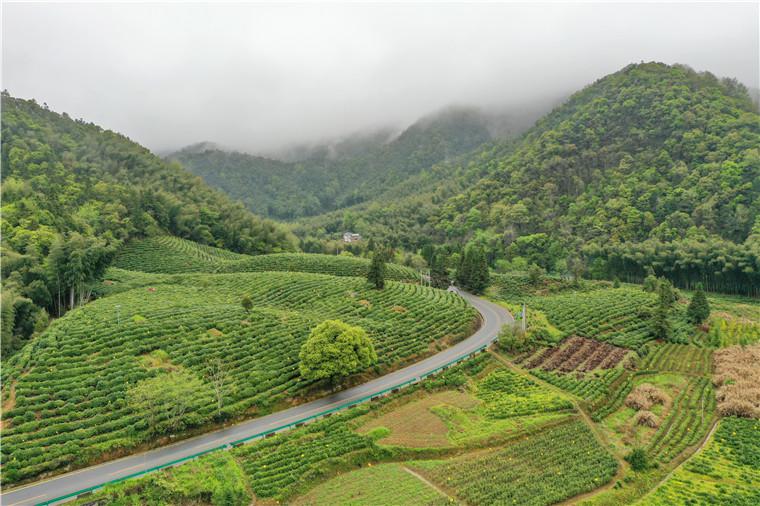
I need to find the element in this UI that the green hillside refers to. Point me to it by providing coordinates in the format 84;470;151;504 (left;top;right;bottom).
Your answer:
0;93;297;356
297;63;760;295
1;271;477;484
113;236;419;280
170;107;495;220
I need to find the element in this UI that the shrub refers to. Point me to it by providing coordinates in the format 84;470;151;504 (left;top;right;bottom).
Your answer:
625;448;650;471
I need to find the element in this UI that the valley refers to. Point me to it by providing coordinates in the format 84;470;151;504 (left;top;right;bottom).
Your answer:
2;46;759;506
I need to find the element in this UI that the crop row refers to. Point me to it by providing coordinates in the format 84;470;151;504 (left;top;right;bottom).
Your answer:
521;336;629;372
531;289;657;349
476;369;573;419
646;417;760;505
531;368;626;404
587;370;634;422
640;343;713;376
1;272;476;484
113;236;419;280
646;376;715;463
410;420;618;506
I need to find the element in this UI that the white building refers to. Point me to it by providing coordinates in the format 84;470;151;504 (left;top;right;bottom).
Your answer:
343;232;362;243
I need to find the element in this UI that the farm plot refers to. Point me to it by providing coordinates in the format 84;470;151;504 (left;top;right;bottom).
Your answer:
0;272;476;485
113;235;247;272
357;364;574;449
519;336;630;372
531;288;691;349
409;419;618;506
291;463;451;506
114;236;418;280
640;343;712;376
645;417;760;505
645;376;715;463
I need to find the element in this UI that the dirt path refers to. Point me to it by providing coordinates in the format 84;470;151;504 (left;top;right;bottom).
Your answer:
402;466;457;503
635;418;720;504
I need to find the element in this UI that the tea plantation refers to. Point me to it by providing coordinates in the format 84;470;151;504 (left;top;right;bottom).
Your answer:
1;271;476;484
114;236;419;280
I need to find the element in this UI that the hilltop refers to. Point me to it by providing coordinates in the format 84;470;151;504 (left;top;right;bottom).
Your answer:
168;106;541;220
297;63;760;295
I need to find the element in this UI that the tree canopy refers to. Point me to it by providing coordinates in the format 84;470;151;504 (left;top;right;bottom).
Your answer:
298;320;377;384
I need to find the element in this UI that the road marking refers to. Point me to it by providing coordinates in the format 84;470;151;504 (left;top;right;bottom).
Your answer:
109;463;144;476
7;493;46;506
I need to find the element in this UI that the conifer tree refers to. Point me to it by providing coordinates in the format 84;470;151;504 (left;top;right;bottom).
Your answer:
687;283;710;324
430;253;450;289
469;247;490;294
367;250;385;289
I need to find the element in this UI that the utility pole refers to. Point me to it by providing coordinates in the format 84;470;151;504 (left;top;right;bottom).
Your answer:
116;304;121;325
521;303;527;333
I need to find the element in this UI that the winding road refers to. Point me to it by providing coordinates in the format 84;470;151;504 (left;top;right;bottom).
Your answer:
1;292;512;506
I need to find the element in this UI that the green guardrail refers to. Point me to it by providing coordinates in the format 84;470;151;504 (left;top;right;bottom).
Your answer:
37;341;492;505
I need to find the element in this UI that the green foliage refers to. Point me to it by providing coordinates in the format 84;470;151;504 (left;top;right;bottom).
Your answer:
367;252;386;289
0;93;297;352
68;452;251;506
0;271;475;484
170;107;492;220
429;252;450;289
114;236;418;280
127;370;213;435
647;417;760;505
497;325;533;353
687;284;710;324
624;448;650;471
646;377;715;463
528;263;546;286
240;295;253;313
410;420;618;506
296;63;760;296
299;320;378;383
456;244;490;294
476;369;573;418
643;274;659;293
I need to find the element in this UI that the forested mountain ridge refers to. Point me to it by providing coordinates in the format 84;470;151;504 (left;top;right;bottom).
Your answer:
298;63;760;294
0;92;297;355
169;106;504;220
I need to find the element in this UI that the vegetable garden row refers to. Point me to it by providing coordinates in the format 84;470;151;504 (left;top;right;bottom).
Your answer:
640;342;713;376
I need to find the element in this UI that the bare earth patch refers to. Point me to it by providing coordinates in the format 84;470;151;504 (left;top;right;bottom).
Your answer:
358;391;480;448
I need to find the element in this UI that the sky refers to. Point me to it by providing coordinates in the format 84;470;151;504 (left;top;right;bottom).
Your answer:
2;2;758;154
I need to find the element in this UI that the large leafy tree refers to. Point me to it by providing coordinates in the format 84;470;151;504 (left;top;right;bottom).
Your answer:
299;320;377;386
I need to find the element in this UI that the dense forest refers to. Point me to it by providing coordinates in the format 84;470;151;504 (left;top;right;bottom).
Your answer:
0;92;297;355
297;63;760;295
170;107;522;220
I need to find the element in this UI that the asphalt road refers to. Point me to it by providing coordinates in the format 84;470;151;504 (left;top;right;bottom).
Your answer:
1;292;512;506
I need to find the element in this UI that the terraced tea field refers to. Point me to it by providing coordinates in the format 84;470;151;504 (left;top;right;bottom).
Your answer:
0;272;476;484
640;342;713;375
114;236;418;280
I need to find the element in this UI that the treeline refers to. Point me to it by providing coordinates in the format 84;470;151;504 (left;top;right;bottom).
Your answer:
1;92;297;356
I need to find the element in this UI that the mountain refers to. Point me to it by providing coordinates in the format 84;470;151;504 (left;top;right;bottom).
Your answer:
0;92;297;355
168;106;541;220
298;63;760;295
